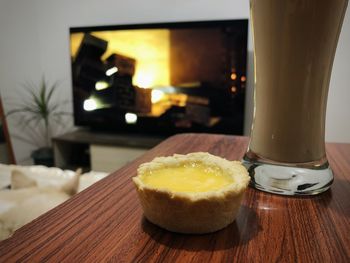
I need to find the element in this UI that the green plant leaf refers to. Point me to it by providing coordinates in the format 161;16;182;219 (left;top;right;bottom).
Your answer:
51;115;65;127
6;107;40;117
22;115;41;127
52;111;72;116
47;80;62;105
6;76;72;148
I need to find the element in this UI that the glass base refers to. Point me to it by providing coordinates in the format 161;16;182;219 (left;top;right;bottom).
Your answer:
242;155;333;196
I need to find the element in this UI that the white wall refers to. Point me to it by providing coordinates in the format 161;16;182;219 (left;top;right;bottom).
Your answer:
0;0;43;162
0;0;349;162
326;8;350;143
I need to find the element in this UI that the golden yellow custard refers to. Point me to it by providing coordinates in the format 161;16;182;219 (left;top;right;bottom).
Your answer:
140;163;234;193
133;152;250;234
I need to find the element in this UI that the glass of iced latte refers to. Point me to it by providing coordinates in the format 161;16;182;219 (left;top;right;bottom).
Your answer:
243;0;348;195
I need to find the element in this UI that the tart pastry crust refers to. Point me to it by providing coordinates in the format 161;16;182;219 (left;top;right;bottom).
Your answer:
133;152;250;234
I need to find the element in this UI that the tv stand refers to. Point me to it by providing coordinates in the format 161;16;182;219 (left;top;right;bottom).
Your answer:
52;129;164;172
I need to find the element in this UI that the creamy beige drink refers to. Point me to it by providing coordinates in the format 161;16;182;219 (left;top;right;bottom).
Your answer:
248;0;348;163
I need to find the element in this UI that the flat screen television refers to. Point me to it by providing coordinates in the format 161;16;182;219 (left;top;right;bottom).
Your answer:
70;19;248;136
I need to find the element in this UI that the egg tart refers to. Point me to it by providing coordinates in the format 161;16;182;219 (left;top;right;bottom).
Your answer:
132;152;250;234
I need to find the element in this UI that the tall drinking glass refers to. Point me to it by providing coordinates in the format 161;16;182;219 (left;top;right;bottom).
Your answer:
243;0;349;195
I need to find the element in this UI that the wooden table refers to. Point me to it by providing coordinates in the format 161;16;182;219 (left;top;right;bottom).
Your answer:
0;134;349;262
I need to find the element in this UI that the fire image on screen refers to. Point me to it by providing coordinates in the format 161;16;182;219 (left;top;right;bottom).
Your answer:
70;20;248;135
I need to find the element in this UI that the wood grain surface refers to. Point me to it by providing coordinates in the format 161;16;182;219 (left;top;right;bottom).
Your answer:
0;134;349;262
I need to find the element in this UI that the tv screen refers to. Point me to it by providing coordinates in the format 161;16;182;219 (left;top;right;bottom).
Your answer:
70;20;248;136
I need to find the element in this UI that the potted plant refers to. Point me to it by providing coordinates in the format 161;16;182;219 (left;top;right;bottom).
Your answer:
6;77;71;166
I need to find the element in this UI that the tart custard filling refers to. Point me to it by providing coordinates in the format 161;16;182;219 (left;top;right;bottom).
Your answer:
139;162;234;193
